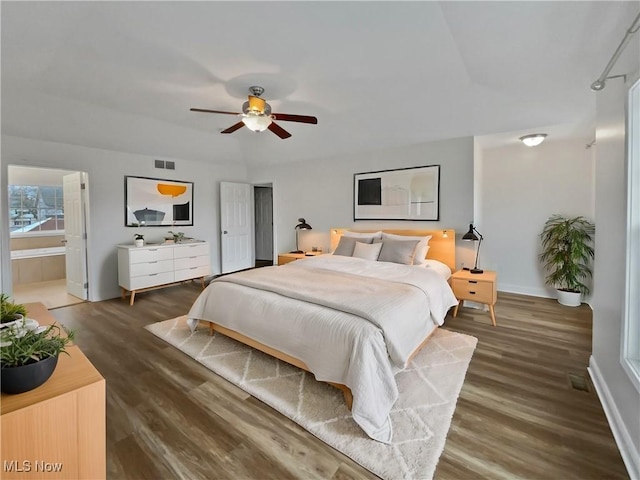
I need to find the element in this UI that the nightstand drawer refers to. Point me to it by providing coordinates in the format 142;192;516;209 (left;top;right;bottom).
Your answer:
451;278;494;304
278;255;299;265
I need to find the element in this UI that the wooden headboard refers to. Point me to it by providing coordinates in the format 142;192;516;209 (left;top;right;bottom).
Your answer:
329;228;456;271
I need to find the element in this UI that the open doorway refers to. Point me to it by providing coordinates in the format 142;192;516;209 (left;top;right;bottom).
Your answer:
7;166;89;309
254;184;273;267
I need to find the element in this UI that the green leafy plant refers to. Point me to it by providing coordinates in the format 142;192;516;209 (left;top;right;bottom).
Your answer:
0;294;27;324
539;215;595;295
168;231;185;243
0;322;75;367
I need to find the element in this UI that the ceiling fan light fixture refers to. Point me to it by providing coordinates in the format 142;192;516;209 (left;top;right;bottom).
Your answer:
247;95;266;113
242;113;272;132
519;133;547;147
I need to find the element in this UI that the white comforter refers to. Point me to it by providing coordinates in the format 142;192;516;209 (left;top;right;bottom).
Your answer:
187;255;458;443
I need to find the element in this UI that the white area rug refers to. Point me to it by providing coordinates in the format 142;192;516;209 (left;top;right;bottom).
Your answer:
146;316;477;480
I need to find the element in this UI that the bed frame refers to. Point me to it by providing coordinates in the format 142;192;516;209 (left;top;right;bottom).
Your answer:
207;228;456;409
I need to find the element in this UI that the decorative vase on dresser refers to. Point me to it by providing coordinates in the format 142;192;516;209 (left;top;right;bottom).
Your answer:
117;241;211;305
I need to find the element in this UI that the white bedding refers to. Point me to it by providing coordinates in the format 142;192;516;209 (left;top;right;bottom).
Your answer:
187;255;458;443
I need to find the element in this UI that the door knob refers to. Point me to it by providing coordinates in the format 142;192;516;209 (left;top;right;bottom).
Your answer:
223;231;228;234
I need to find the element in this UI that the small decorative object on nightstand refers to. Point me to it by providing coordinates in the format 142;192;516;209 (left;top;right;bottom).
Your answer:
451;269;497;326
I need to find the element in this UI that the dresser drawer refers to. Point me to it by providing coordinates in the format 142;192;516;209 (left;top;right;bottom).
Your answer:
175;265;210;282
129;259;174;277
174;243;209;258
128;247;173;264
451;278;494;304
128;271;175;290
174;255;209;271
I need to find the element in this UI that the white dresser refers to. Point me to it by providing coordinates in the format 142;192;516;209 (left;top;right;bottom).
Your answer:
117;241;211;305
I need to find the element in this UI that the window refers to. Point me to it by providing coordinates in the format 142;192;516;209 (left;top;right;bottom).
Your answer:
623;77;640;392
8;185;64;234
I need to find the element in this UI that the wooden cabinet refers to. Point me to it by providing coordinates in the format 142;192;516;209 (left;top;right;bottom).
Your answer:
0;303;105;479
451;269;497;326
118;241;211;304
277;251;323;265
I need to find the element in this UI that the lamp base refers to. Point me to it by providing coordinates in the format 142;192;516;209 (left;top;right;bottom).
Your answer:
290;250;304;254
470;268;484;274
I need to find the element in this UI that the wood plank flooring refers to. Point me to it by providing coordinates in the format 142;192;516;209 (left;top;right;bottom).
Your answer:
49;284;628;479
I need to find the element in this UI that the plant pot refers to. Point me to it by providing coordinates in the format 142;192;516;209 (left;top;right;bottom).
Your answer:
1;313;24;324
1;354;59;394
134;239;144;247
556;289;581;307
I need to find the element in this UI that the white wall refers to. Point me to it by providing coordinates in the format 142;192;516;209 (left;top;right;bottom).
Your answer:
479;138;594;297
1;135;248;301
589;75;640;479
249;136;475;266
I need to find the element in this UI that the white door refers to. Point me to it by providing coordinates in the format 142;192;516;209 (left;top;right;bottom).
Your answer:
63;172;88;299
254;186;273;261
220;182;253;273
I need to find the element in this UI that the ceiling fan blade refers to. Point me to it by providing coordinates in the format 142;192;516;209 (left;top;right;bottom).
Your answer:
271;113;318;124
221;121;245;134
190;108;241;115
268;122;292;139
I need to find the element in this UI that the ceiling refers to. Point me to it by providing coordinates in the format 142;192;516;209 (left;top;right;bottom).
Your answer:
2;1;639;166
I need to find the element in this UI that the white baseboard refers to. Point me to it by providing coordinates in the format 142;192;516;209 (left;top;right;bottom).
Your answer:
588;356;640;480
496;283;554;298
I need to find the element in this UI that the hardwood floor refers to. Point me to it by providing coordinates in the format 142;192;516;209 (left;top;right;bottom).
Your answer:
49;284;628;479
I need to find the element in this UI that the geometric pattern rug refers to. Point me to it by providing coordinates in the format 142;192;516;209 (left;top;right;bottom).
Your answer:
145;316;477;480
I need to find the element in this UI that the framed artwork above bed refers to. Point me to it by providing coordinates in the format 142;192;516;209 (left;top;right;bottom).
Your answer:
354;165;440;221
125;176;194;227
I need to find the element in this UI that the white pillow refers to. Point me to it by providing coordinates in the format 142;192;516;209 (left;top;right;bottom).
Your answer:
420;259;452;279
343;230;383;240
381;233;432;265
352;241;383;261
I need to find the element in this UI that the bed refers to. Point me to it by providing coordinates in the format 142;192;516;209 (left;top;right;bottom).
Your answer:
187;229;458;443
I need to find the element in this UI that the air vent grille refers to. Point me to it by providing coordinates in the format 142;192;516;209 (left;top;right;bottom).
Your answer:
154;160;176;170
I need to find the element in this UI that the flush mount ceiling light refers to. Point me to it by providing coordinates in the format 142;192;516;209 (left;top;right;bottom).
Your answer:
519;133;547;147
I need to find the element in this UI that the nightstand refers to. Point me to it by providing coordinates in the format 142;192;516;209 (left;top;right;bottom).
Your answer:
451;269;497;326
277;251;323;265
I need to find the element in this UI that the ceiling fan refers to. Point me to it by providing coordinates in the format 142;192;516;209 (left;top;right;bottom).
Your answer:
190;86;317;139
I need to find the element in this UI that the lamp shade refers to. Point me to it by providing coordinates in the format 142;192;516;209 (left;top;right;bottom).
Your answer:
295;218;312;230
462;224;480;241
242;114;272;132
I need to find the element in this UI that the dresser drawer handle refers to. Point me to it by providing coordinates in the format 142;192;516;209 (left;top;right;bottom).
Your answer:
189;256;197;259
469;280;478;284
149;273;158;276
190;267;198;270
148;261;158;264
469;291;476;295
148;249;158;251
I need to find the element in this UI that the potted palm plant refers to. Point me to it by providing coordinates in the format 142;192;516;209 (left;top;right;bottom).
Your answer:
539;215;595;306
0;319;75;394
